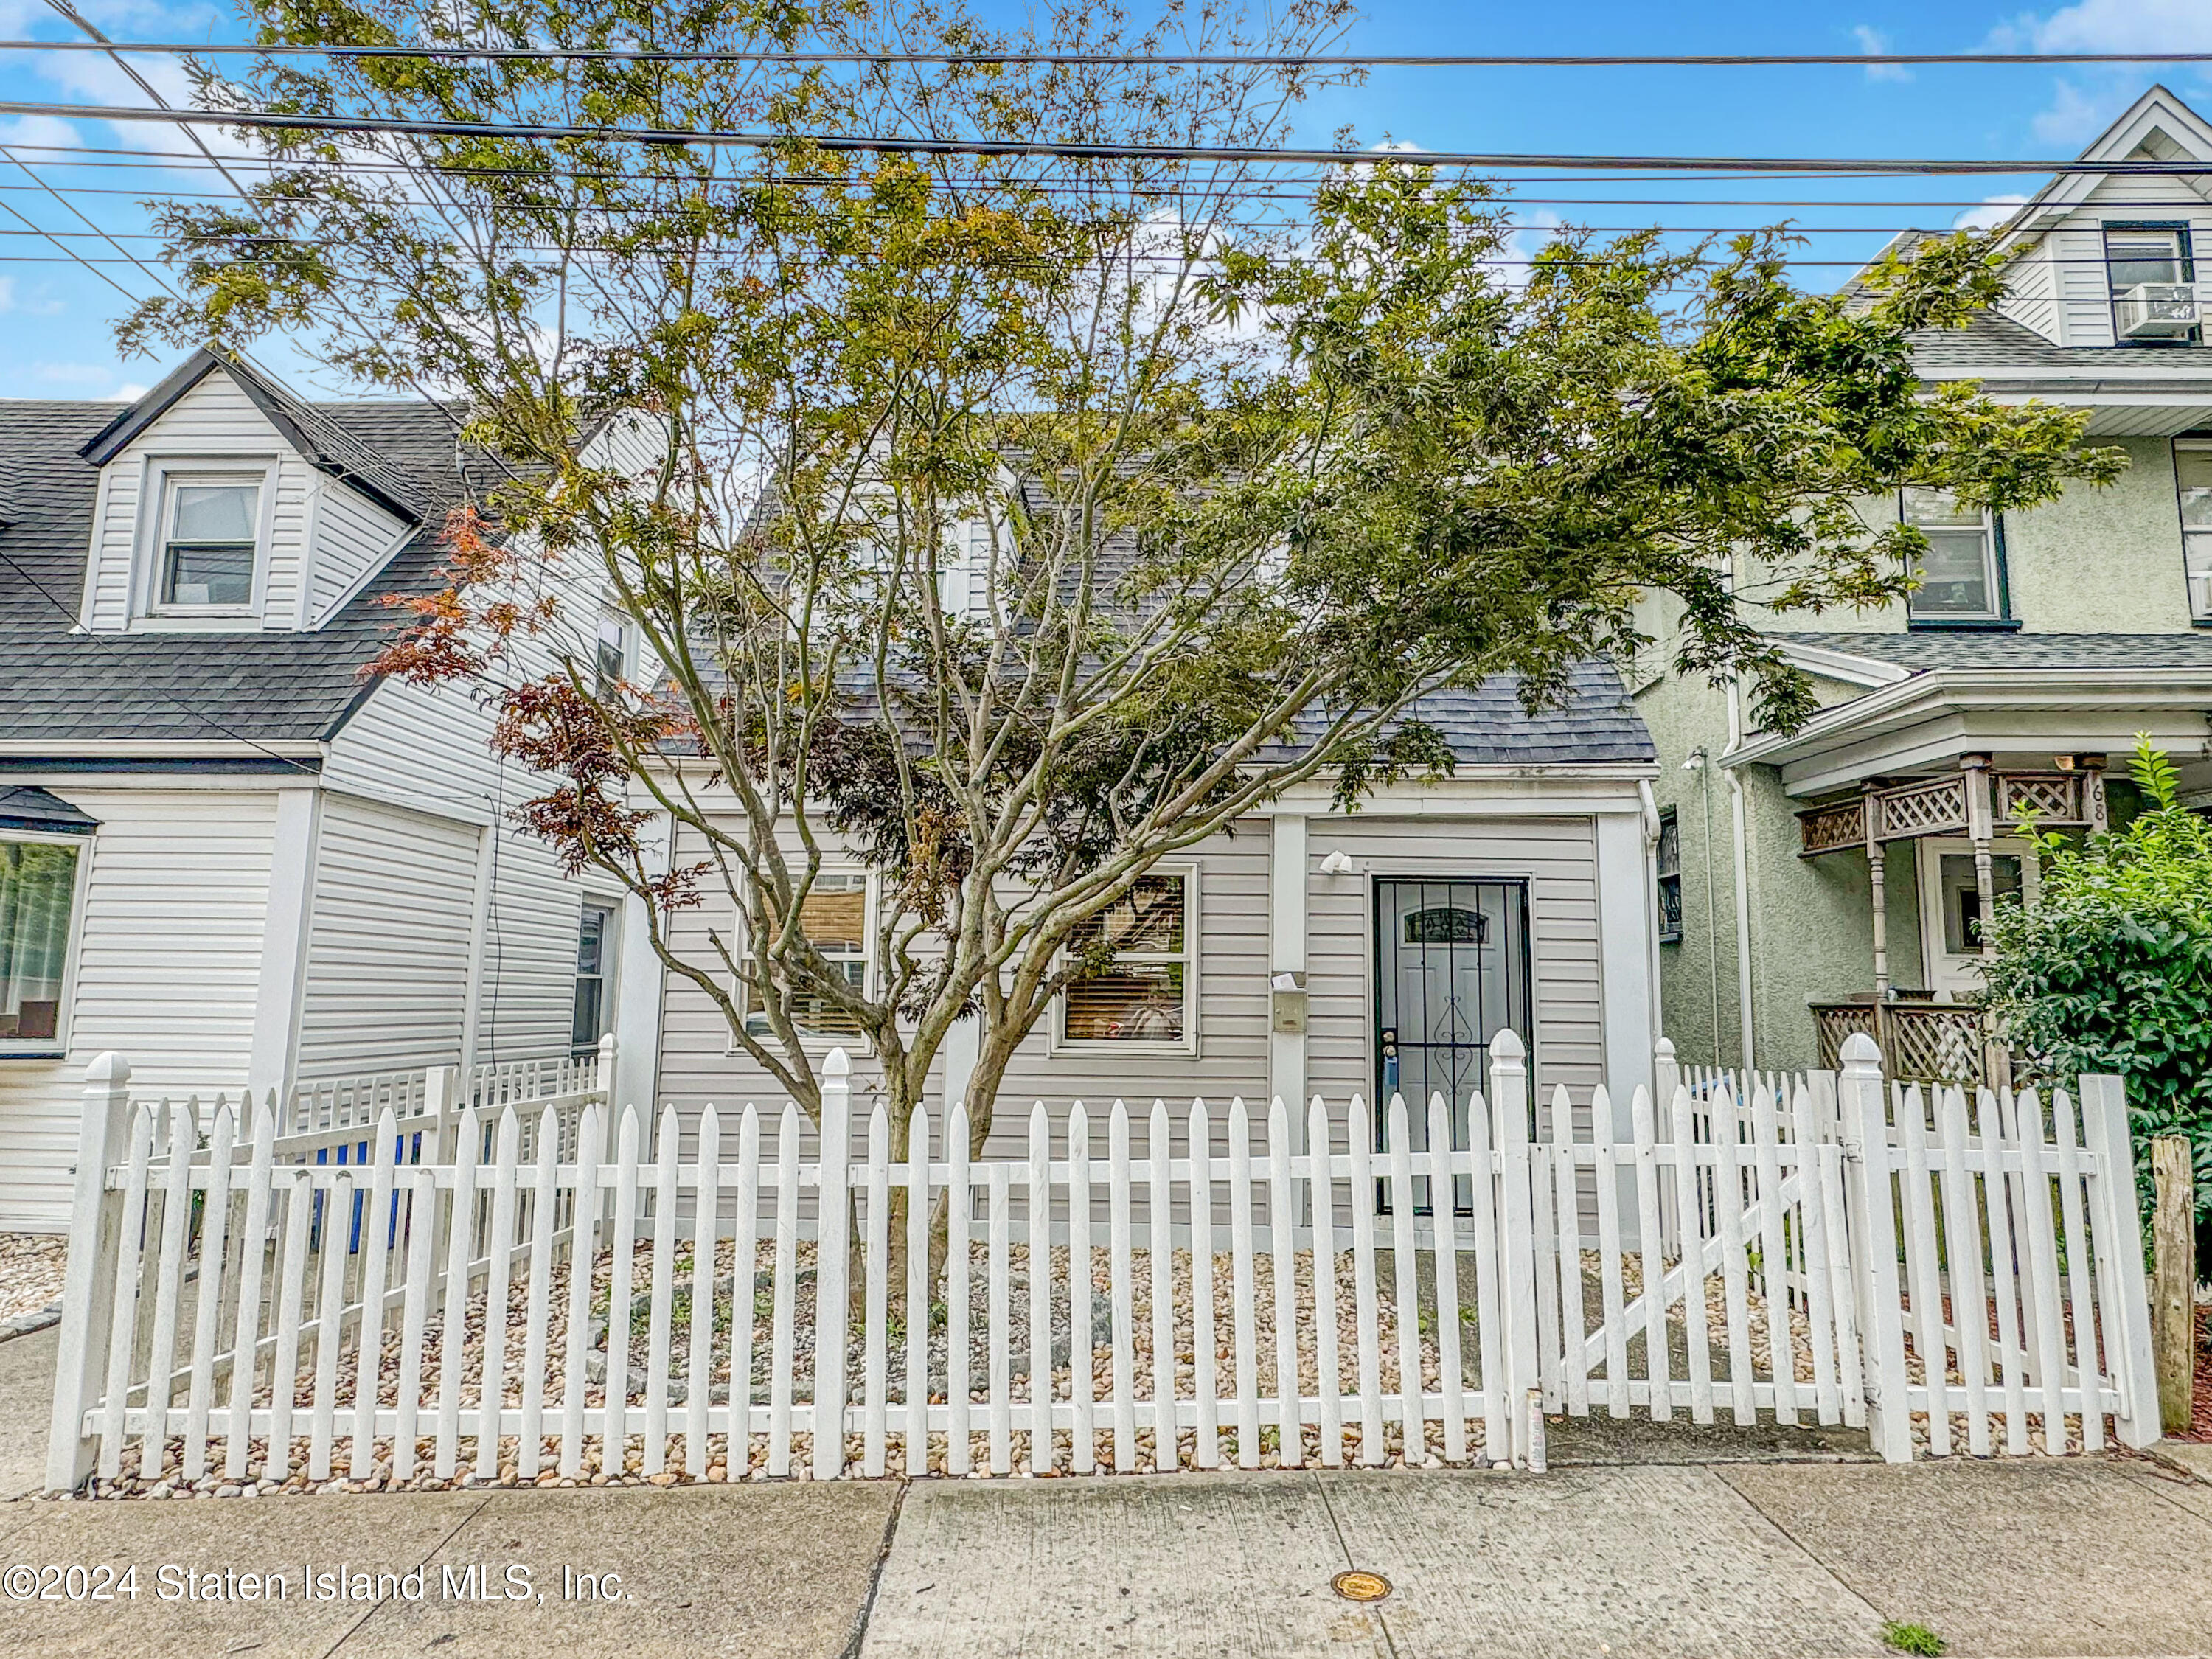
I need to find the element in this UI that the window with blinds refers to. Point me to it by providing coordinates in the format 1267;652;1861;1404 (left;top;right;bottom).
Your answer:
1058;871;1196;1048
741;873;871;1038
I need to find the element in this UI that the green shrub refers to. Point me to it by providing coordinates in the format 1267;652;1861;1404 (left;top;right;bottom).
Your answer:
1983;737;2212;1252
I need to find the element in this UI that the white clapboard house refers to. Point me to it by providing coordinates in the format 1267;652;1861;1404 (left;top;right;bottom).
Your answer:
0;349;662;1228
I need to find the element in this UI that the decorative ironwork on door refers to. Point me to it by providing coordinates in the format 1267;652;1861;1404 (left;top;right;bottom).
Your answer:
1374;878;1531;1211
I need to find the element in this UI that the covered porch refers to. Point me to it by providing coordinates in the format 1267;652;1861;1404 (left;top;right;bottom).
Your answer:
1795;759;2104;1086
1727;637;2212;1088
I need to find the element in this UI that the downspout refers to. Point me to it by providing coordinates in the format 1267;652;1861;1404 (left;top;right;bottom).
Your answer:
1723;678;1757;1074
1637;779;1665;1043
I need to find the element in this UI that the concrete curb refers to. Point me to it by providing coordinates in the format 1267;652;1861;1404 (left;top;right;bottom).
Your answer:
0;1303;60;1343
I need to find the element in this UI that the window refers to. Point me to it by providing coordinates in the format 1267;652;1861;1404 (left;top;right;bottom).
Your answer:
1655;808;1683;944
1;838;83;1051
571;902;616;1053
2175;443;2212;621
1936;852;2023;955
741;873;869;1038
1900;489;2006;624
1058;871;1197;1049
156;477;260;610
2104;223;2197;344
594;615;629;697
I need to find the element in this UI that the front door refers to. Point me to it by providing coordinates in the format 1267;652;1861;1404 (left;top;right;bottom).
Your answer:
1914;838;2037;998
1374;878;1531;1211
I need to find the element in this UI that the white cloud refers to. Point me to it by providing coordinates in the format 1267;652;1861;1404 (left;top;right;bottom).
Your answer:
35;361;122;385
1853;26;1913;84
1992;0;2212;52
1953;193;2029;230
113;382;147;400
1989;1;2212;148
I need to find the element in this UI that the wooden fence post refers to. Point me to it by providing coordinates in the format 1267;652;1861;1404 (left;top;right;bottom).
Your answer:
1840;1034;1911;1463
2080;1075;2163;1448
1489;1029;1534;1467
2149;1133;2196;1436
45;1053;133;1493
813;1048;852;1478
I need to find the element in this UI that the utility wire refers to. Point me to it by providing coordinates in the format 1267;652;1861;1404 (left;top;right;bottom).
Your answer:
0;98;2202;175
9;40;2212;66
35;0;260;204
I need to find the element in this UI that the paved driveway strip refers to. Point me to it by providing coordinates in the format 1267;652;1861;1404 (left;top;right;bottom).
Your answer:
1719;1458;2212;1658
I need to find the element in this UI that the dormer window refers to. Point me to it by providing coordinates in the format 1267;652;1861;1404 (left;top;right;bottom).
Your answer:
139;465;270;620
159;479;260;608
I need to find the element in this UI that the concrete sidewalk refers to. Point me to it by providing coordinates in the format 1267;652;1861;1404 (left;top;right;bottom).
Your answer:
0;1458;2203;1658
5;1317;2211;1659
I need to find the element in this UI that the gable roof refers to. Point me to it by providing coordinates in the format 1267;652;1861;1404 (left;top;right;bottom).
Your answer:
77;347;431;524
0;388;476;749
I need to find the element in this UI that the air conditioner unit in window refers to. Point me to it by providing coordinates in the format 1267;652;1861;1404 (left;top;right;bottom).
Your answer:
2115;282;2199;339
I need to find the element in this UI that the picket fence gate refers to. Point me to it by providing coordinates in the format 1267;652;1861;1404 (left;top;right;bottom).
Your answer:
44;1030;2160;1495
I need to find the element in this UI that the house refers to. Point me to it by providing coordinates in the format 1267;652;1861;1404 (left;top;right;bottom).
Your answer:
642;672;1666;1153
0;349;661;1228
1635;85;2212;1085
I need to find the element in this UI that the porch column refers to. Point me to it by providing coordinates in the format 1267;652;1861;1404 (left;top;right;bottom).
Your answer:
1863;786;1889;1001
1962;753;2008;1093
1962;753;1998;964
2083;754;2110;836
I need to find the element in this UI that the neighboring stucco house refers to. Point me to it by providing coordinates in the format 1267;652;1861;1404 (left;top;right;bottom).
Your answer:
0;349;659;1228
1636;85;2212;1085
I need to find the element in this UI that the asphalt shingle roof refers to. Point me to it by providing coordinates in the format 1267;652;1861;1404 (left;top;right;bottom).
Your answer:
0;395;470;746
1781;630;2212;672
1;380;1651;767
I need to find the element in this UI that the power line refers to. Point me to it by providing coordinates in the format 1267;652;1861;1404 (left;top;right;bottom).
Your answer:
0;97;2199;176
9;39;2212;66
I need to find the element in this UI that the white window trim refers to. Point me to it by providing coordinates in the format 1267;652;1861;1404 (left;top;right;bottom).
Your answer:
133;456;280;629
728;870;877;1054
0;827;94;1061
1048;863;1202;1059
1899;488;2004;623
2174;439;2212;621
1913;836;2039;1001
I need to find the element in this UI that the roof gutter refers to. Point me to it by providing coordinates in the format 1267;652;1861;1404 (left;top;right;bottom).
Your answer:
1730;665;2212;768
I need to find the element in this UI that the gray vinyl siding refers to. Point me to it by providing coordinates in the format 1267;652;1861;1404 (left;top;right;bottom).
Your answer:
648;810;1609;1203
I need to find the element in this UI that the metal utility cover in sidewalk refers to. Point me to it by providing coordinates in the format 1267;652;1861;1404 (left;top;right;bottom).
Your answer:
859;1467;1888;1659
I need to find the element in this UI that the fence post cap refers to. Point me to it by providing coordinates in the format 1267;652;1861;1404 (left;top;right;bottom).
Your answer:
1840;1032;1882;1069
824;1045;851;1079
1491;1029;1526;1063
81;1051;130;1087
1654;1036;1675;1060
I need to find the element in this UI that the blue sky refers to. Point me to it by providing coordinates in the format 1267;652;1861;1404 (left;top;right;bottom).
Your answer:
1;0;2211;401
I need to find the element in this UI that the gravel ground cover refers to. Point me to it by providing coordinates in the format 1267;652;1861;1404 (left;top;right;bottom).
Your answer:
65;1233;2101;1501
0;1233;67;1326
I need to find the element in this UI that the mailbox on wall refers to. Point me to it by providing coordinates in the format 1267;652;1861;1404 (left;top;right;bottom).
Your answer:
1270;970;1307;1034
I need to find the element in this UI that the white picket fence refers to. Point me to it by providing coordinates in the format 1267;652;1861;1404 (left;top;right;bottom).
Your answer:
44;1030;2160;1494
